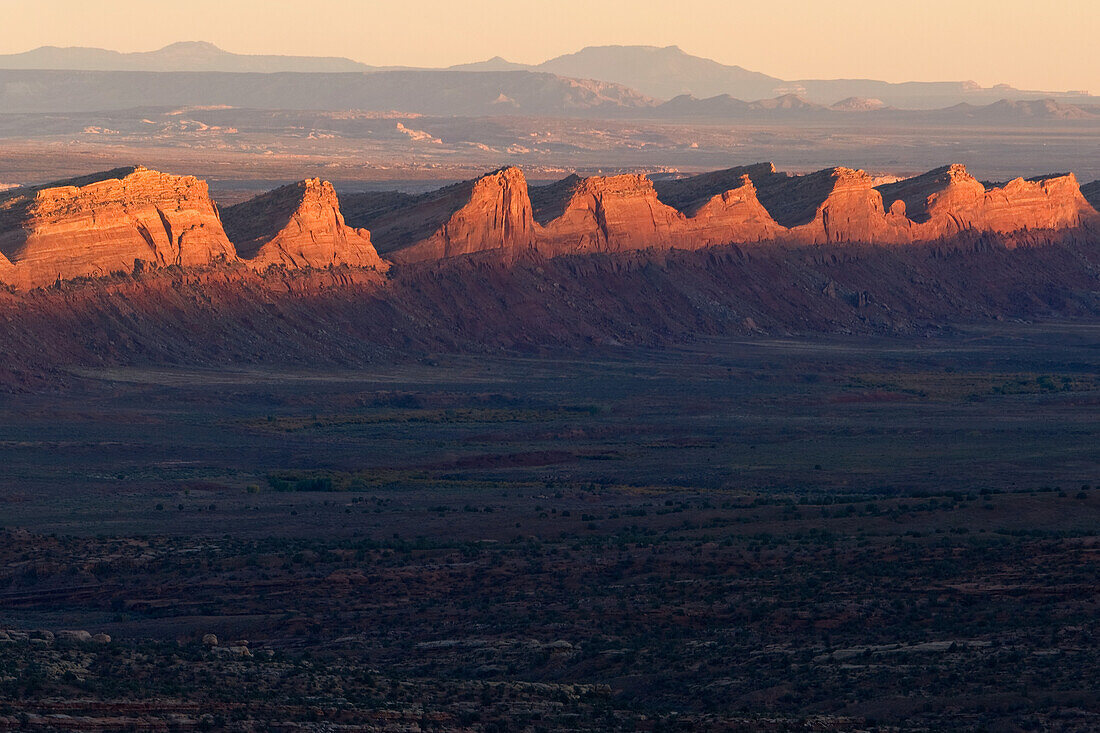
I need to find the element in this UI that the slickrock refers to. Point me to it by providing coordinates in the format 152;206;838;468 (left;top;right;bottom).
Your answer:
358;167;536;264
0;166;234;289
221;179;387;271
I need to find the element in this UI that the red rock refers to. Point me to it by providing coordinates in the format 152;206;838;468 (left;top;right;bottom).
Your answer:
532;173;684;254
222;179;387;271
745;166;906;244
979;173;1097;233
0;166;234;289
655;163;791;245
877;165;1099;240
532;166;789;254
361;167;536;264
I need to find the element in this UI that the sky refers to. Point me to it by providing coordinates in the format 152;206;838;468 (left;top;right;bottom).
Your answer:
1;0;1097;92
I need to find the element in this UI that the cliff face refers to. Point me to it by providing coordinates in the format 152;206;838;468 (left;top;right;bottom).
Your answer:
533;174;684;255
362;167;536;264
222;179;387;271
0;163;1097;293
979;173;1095;233
0;166;234;289
741;166;909;244
877;165;1098;240
533;165;791;255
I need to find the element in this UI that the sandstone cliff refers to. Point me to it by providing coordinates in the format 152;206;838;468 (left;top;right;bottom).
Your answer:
532;174;684;255
877;165;1099;240
0;166;234;289
1;163;1097;292
531;165;792;255
222;179;388;271
655;163;791;245
745;166;911;244
357;167;536;264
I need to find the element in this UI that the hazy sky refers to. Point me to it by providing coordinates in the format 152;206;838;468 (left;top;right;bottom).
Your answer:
2;0;1096;92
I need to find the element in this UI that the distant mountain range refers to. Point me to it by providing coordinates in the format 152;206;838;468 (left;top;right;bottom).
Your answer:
0;41;370;73
1;42;1094;110
457;45;1098;109
0;69;654;116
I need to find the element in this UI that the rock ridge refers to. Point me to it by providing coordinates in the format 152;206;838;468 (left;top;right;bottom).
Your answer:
0;166;235;289
1;162;1097;290
221;179;387;271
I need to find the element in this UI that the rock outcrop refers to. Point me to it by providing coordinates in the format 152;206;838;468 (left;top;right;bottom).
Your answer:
532;165;789;255
532;174;684;255
877;165;1098;240
0;166;234;289
0;162;1096;291
744;166;908;244
356;167;536;264
222;179;387;271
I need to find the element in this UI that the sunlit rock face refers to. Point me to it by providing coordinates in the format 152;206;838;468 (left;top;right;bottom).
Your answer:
533;164;788;255
359;167;537;264
877;165;1098;241
222;179;388;271
532;173;683;254
0;162;1096;291
655;164;786;247
0;166;235;289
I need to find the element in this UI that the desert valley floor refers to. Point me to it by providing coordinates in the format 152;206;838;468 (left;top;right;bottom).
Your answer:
1;324;1098;731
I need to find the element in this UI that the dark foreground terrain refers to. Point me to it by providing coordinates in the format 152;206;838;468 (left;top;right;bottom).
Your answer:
0;324;1098;730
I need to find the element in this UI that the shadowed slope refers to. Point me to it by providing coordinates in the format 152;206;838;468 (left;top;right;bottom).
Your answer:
653;163;778;215
1;233;1098;388
1084;180;1100;210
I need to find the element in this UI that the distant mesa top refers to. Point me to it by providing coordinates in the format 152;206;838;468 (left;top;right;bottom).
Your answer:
1;162;1097;290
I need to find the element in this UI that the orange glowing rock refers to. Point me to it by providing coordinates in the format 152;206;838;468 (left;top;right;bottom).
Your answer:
222;179;388;271
0;166;235;289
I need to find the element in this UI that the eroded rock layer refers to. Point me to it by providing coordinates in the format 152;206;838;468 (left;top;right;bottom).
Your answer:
356;167;536;264
876;165;1097;240
532;174;683;255
0;163;1097;290
0;166;235;289
222;179;387;271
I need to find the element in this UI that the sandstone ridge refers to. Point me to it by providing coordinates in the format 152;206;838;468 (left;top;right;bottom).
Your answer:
221;179;387;271
0;168;390;288
1;163;1098;290
0;166;235;289
351;167;536;264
